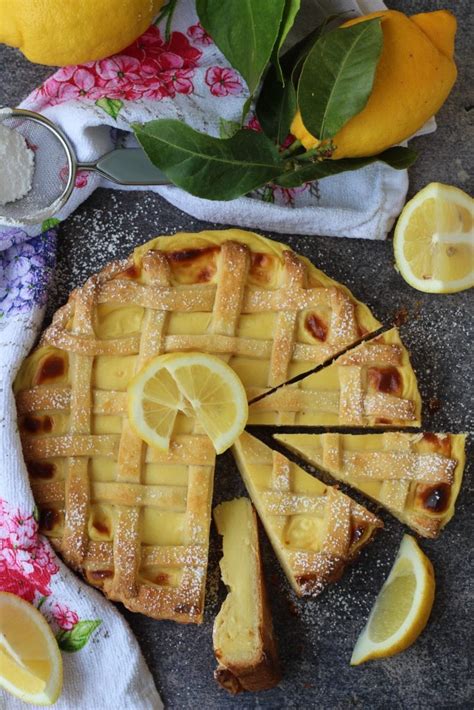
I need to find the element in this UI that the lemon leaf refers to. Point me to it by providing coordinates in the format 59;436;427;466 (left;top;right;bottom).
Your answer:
257;17;342;144
133;120;286;201
274;146;417;188
298;18;383;141
256;65;297;144
56;620;101;653
271;0;301;84
196;0;286;98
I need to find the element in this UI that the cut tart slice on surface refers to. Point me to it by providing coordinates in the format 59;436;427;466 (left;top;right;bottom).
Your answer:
232;433;383;597
248;328;421;427
275;432;466;538
213;498;281;694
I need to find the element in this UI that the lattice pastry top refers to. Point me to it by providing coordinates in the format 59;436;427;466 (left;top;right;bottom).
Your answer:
13;229;381;620
248;328;422;427
232;433;383;596
275;432;466;538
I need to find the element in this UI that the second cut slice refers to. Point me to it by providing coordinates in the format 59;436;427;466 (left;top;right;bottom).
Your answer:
232;433;383;597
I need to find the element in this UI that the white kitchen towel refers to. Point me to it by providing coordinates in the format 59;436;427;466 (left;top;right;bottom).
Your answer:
0;0;434;248
0;1;433;707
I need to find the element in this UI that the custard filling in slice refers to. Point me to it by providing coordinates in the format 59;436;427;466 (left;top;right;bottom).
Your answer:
213;498;280;694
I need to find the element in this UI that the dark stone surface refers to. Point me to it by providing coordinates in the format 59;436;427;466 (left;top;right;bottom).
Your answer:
1;1;473;708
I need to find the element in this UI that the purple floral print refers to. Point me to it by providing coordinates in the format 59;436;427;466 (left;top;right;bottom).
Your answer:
0;230;56;321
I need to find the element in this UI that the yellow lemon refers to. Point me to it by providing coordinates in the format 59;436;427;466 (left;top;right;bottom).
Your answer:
0;592;63;705
291;10;457;158
128;352;248;454
0;0;165;66
394;182;474;293
351;535;435;665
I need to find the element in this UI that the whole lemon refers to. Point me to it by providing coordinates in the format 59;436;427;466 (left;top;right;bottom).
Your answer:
0;0;165;66
291;10;457;159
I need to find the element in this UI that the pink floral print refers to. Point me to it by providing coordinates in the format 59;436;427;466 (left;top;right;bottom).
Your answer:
0;499;58;602
53;602;80;630
32;27;203;108
205;66;243;96
0;498;101;651
187;22;213;46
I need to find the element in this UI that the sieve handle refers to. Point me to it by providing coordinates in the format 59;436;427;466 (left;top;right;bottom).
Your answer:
80;148;171;186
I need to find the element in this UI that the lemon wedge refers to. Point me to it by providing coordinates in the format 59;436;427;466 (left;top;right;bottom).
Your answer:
128;352;248;454
350;535;435;665
0;592;63;705
394;182;474;293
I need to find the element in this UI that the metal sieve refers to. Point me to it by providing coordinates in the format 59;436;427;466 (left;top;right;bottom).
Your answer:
0;108;170;226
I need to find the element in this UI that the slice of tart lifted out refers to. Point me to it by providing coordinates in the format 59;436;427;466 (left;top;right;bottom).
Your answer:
213;498;281;694
232;433;383;597
275;433;466;539
248;328;421;427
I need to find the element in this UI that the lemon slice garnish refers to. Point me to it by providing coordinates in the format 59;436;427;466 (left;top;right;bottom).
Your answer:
0;592;63;705
394;182;474;293
128;352;248;454
350;535;435;665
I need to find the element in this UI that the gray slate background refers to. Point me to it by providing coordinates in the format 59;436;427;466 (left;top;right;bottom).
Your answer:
1;1;473;708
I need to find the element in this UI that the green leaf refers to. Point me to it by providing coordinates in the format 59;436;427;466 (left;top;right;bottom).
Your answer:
256;65;297;144
272;0;301;84
155;0;179;41
41;218;60;232
298;18;383;141
133;119;285;201
375;146;419;169
56;620;101;653
95;98;123;120
196;0;286;96
256;21;328;144
218;118;241;139
274;147;417;188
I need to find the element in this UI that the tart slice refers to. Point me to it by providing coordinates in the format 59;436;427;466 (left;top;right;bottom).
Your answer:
275;432;466;538
232;433;383;597
248;328;421;427
213;498;281;694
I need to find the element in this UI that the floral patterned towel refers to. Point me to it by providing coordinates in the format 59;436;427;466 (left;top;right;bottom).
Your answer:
0;1;433;707
0;294;162;709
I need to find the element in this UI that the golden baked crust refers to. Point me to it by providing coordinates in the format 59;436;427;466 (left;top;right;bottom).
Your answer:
232;433;383;597
213;498;280;694
14;229;381;621
275;432;466;538
248;328;421;427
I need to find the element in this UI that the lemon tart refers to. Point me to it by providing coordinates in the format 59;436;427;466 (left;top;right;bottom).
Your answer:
275;432;466;538
232;433;383;596
14;229;380;620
